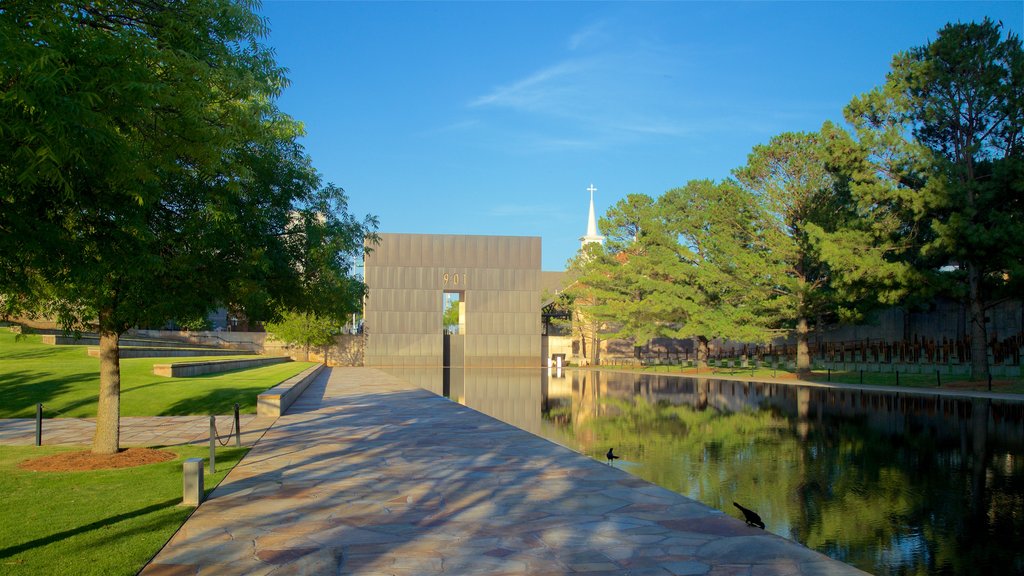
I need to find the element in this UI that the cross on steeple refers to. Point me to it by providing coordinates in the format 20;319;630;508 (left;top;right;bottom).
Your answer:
580;183;605;248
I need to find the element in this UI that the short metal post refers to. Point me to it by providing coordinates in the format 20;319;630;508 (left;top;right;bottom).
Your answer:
988;373;992;392
827;368;831;382
35;403;42;447
209;415;216;474
183;458;204;506
936;370;941;387
234;403;241;447
896;370;900;386
859;370;863;384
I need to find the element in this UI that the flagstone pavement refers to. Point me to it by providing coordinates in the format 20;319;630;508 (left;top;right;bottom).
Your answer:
0;414;274;447
129;366;867;576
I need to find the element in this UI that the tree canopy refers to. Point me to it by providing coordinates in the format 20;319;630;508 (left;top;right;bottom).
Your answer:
564;19;1021;375
0;1;376;452
842;18;1023;379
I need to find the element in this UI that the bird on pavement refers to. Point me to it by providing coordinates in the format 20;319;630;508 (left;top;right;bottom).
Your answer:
733;501;765;529
606;448;621;465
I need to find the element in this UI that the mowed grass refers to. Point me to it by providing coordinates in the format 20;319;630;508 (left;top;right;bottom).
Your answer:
0;332;316;418
602;363;1024;394
0;445;247;576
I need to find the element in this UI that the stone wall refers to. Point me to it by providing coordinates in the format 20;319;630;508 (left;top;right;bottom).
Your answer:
363;233;542;368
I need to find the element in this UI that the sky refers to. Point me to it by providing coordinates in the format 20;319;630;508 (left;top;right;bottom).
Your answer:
258;1;1022;271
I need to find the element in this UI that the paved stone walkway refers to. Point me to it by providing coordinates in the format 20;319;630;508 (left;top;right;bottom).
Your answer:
141;367;866;576
0;414;274;447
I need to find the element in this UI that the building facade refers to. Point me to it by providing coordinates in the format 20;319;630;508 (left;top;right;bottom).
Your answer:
363;233;542;368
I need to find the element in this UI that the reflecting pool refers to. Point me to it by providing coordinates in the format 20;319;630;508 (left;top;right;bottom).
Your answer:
381;367;1024;576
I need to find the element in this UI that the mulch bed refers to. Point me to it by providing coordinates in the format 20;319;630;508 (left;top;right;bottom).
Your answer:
18;448;177;472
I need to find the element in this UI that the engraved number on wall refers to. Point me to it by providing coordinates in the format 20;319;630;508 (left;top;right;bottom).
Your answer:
442;273;466;287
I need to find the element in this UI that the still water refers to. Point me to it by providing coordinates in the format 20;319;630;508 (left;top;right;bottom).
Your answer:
382;367;1024;576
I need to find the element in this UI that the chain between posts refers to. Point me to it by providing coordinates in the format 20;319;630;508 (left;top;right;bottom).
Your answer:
209;404;241;447
208;404;243;474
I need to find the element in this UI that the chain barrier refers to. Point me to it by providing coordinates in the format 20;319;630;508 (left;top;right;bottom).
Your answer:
210;414;237;447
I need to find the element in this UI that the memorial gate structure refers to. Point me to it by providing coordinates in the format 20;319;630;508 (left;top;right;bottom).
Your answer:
363;233;542;374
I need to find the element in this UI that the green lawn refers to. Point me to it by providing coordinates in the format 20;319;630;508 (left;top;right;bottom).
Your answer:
600;362;1024;394
0;445;246;576
0;332;316;418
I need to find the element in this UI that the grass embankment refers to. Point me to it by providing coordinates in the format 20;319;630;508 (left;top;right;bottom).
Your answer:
598;363;1024;394
0;445;247;576
0;332;316;418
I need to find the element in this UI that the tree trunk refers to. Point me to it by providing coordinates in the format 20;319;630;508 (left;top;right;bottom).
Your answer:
966;262;990;381
796;316;811;373
93;324;121;455
696;336;709;368
575;310;587;363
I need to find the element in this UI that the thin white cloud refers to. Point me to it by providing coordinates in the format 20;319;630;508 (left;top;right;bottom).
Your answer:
568;21;607;51
468;59;594;112
461;30;814;151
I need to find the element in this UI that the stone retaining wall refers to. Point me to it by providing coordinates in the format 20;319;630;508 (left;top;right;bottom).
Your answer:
153;357;291;377
257;363;326;417
87;347;251;359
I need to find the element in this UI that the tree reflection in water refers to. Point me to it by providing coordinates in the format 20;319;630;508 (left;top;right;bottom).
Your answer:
538;370;1024;576
384;366;1024;575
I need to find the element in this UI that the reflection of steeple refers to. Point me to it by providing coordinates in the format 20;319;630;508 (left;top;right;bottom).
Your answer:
580;183;605;248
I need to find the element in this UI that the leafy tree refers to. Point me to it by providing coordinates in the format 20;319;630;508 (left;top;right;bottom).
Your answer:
176;315;213;332
265;311;339;361
565;183;780;367
0;1;375;453
734;131;860;372
660;179;780;365
842;19;1023;379
442;296;460;333
565;194;695;359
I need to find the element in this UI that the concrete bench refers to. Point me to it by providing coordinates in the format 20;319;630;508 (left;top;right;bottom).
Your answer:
153;357;291;377
257;363;326;418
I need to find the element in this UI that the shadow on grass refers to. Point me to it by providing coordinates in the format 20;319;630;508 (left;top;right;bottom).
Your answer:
0;348;69;360
0;497;181;559
157;386;266;416
1;370;96;418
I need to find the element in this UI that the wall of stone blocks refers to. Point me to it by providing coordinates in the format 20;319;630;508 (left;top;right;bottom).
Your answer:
364;233;542;368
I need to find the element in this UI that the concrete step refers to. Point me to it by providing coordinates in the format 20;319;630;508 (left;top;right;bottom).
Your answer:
43;335;223;349
87;347;252;359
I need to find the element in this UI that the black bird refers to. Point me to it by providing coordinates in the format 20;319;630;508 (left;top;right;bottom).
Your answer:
606;448;621;465
733;502;765;529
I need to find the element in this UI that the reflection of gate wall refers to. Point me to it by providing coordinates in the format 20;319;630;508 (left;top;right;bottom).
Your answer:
364;233;541;368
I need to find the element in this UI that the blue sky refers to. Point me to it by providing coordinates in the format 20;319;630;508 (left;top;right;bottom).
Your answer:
259;1;1022;271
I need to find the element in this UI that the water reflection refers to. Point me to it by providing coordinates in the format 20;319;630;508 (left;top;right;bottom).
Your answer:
380;367;1024;576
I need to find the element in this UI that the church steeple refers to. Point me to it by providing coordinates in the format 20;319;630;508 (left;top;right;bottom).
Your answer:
580;183;605;248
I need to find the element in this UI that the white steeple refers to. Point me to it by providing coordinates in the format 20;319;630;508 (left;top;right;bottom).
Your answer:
579;183;605;248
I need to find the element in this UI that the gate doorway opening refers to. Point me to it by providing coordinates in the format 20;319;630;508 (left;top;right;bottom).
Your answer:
442;291;465;399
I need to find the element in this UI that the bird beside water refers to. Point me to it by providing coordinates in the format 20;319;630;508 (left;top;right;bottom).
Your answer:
733;501;765;529
606;448;620;465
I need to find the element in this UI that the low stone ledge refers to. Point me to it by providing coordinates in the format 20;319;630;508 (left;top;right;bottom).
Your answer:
87;347;251;359
153;357;291;377
46;335;222;348
257;363;326;418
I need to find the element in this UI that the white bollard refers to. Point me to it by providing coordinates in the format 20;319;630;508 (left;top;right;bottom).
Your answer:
183;458;204;506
